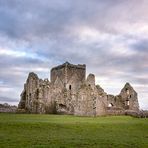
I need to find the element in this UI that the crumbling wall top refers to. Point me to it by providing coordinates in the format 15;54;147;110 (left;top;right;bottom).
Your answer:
120;82;137;94
51;62;86;71
27;72;38;82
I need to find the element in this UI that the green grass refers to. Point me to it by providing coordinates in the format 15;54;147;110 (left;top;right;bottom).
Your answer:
0;114;148;148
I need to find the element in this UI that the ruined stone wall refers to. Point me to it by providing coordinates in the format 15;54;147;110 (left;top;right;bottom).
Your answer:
51;62;86;93
107;95;116;107
18;62;140;116
106;83;139;114
24;72;39;113
74;83;95;116
73;81;107;116
19;72;55;114
67;65;85;90
87;74;95;90
119;83;139;111
55;89;75;114
95;87;108;116
51;66;65;85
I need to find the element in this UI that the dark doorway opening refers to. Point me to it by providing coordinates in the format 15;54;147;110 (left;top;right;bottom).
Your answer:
69;85;71;90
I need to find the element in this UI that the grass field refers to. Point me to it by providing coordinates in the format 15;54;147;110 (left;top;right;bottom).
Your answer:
0;114;148;148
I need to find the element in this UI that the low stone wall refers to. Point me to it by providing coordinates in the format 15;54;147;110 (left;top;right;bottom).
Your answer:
106;110;125;116
125;110;148;118
106;107;148;118
0;104;17;113
16;109;27;114
139;110;148;118
106;107;125;115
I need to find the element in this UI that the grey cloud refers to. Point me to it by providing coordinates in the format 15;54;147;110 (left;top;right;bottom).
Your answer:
0;96;18;103
0;0;147;41
0;0;147;109
130;39;148;52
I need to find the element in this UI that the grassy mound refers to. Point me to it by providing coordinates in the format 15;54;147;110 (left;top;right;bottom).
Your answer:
0;114;148;148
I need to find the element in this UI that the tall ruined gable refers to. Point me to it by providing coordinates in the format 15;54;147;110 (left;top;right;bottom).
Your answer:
119;83;139;111
106;83;139;114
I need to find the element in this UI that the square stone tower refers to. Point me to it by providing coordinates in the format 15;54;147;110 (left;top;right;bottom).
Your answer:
50;62;86;92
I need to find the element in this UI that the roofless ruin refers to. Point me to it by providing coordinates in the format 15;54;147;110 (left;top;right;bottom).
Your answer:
18;62;139;116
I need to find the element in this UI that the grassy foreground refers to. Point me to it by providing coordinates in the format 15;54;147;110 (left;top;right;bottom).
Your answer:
0;114;148;148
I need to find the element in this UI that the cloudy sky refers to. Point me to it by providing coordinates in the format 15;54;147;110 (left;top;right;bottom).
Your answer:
0;0;147;109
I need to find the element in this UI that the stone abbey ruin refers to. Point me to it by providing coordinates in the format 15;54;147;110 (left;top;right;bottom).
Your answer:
18;62;139;116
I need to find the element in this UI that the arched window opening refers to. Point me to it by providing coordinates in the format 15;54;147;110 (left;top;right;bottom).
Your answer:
126;100;129;106
126;89;129;95
108;103;113;107
59;104;67;109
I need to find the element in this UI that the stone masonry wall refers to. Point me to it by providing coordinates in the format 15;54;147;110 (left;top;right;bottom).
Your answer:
18;62;139;116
